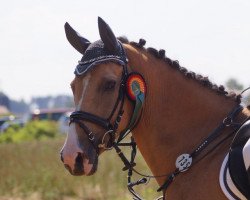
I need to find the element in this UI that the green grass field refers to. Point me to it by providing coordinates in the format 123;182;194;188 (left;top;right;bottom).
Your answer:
0;137;160;200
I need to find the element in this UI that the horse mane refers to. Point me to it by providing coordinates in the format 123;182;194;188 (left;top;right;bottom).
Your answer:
118;36;242;103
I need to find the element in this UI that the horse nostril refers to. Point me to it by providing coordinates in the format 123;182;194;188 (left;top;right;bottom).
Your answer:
75;153;83;166
74;152;84;172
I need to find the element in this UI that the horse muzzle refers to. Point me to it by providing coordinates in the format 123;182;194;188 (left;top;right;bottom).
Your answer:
60;123;98;176
60;149;98;176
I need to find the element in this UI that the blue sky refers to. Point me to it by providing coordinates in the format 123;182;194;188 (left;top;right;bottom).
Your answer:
0;0;249;101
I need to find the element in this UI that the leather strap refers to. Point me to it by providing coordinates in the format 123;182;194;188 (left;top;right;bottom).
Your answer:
70;111;111;129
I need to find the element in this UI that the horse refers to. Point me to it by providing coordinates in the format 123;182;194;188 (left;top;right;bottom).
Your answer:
60;17;250;200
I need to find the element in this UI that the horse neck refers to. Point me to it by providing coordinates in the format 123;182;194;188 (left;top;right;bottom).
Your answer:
124;44;238;188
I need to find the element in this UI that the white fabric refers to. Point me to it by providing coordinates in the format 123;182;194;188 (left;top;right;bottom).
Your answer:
243;138;250;170
219;154;247;200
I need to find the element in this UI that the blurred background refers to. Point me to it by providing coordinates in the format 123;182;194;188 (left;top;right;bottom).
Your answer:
0;0;249;199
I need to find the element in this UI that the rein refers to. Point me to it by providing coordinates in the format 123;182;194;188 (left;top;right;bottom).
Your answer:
112;104;249;200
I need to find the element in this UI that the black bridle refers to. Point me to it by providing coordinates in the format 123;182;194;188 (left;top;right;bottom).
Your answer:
69;60;150;199
69;64;128;151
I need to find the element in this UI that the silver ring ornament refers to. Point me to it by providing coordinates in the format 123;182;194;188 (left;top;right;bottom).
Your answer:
98;130;115;150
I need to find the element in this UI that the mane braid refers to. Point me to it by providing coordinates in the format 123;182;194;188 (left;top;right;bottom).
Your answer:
118;36;241;103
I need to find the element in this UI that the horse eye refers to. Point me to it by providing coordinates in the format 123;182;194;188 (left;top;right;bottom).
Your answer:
104;80;116;91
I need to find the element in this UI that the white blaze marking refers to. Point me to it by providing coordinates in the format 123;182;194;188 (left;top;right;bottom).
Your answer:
67;74;93;174
67;124;83;152
76;74;91;111
62;124;83;167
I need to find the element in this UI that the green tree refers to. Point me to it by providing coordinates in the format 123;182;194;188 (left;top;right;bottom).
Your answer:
225;78;244;91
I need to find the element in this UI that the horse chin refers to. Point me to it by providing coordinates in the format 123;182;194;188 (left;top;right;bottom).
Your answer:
84;155;98;176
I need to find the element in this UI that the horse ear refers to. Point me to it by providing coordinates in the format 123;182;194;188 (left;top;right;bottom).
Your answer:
98;17;119;53
64;22;91;54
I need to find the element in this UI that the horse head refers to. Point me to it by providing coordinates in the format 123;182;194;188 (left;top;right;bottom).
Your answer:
60;17;137;176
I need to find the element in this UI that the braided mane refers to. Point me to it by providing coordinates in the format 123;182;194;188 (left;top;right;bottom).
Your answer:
118;37;241;103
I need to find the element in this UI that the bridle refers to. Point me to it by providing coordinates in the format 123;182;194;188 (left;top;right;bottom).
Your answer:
69;54;150;199
69;64;128;151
